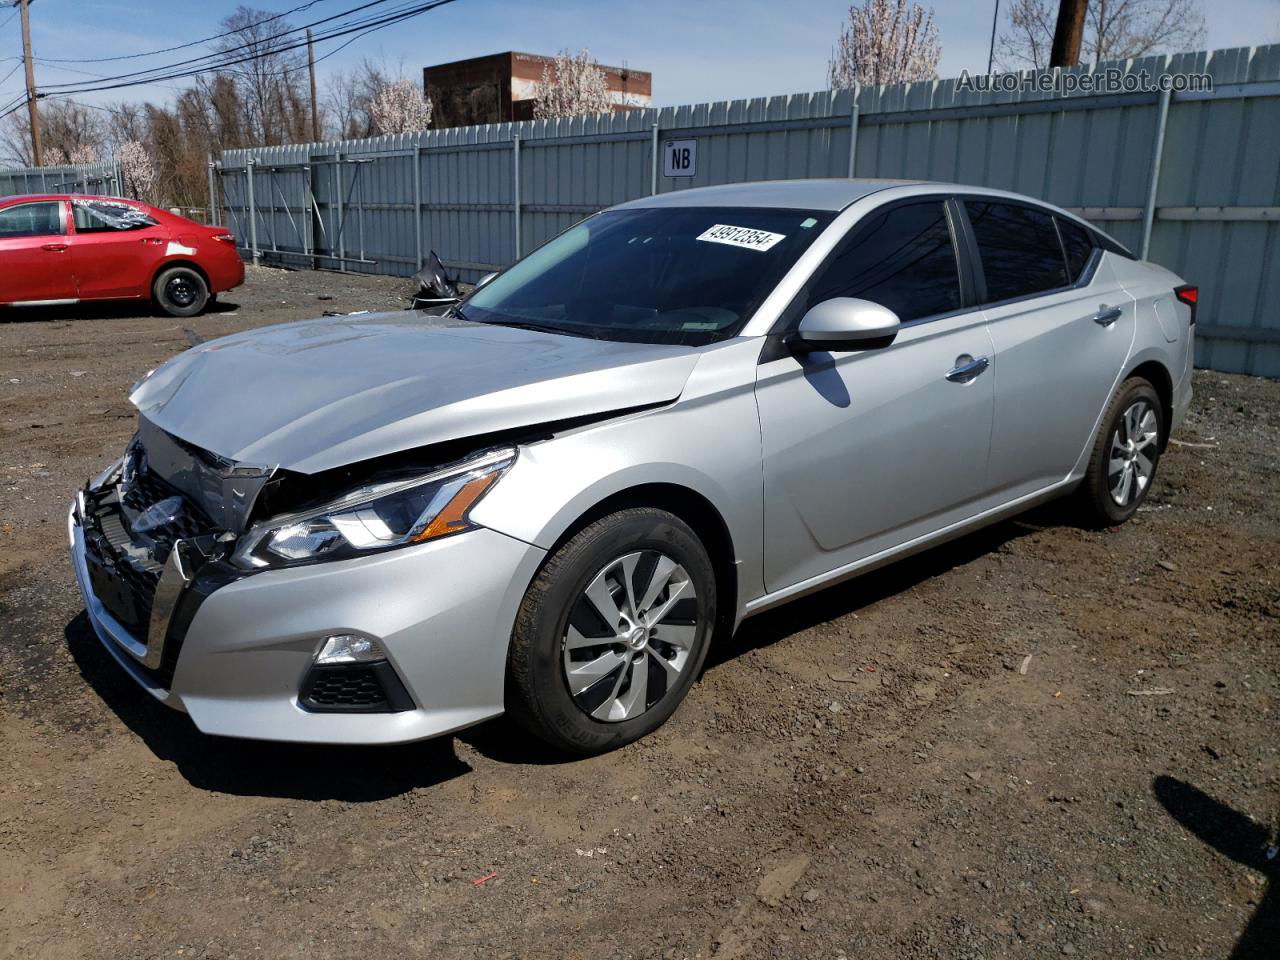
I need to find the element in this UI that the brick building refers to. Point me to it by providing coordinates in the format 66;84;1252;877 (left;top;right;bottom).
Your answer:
423;51;652;128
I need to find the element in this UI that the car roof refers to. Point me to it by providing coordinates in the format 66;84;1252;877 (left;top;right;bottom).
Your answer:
0;193;147;205
614;178;928;212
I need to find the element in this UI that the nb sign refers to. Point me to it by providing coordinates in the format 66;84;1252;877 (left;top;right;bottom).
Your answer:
663;139;696;178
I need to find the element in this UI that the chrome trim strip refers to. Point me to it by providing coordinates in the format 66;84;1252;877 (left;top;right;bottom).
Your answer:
6;298;80;307
144;542;193;668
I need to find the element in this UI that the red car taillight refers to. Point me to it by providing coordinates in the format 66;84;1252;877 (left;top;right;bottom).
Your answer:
1174;284;1198;325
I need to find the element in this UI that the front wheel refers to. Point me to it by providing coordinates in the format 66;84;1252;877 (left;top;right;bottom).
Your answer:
505;508;716;755
153;266;209;317
1077;377;1164;526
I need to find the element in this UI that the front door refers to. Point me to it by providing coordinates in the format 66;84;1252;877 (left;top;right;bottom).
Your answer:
0;200;75;304
755;199;996;593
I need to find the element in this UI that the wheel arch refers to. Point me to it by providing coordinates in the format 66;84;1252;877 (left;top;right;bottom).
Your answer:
540;482;740;641
152;259;210;295
1124;358;1174;450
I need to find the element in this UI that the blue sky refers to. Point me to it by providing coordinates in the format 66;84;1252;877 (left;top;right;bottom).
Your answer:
3;0;1279;112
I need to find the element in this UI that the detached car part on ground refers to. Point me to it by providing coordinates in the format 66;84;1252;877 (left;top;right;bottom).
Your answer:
69;179;1196;755
0;195;243;317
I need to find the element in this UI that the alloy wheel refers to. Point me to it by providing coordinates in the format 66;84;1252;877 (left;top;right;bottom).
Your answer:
1108;400;1159;506
561;550;699;722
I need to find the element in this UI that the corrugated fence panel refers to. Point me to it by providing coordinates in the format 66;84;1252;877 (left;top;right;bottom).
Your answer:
7;45;1277;374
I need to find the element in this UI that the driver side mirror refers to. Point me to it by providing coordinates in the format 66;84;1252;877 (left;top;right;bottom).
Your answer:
789;297;900;353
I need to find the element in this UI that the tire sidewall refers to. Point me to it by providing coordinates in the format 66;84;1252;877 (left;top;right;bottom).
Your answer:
514;511;716;754
1090;380;1164;524
154;267;209;318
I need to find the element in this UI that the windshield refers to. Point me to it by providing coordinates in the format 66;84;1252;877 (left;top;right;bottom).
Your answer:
461;206;834;344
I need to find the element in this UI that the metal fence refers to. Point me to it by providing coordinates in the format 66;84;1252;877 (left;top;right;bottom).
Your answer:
2;46;1277;375
0;162;120;197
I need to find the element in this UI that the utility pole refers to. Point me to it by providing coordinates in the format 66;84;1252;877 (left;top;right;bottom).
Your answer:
18;0;42;167
987;0;1000;73
1049;0;1087;68
306;28;320;142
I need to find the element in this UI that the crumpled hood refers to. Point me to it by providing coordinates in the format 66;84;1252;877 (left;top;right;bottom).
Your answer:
131;311;701;474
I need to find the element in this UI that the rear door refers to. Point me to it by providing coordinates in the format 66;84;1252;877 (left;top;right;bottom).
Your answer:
0;200;76;303
961;199;1136;501
69;198;167;299
754;197;996;592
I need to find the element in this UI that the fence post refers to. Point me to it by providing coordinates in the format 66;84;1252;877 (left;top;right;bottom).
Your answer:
847;86;861;178
650;122;660;195
335;150;346;272
512;134;522;260
245;158;260;266
206;154;219;226
1140;87;1171;260
413;142;423;270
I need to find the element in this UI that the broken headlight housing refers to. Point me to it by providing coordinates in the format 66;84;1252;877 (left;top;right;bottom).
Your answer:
232;448;515;569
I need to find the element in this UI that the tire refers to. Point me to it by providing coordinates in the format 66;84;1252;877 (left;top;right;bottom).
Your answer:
153;266;209;317
505;508;717;755
1077;376;1165;527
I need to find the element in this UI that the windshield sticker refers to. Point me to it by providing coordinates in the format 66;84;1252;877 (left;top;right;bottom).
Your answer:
800;217;818;228
696;224;786;252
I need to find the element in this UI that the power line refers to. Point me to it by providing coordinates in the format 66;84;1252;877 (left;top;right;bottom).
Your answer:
38;0;424;92
30;0;332;64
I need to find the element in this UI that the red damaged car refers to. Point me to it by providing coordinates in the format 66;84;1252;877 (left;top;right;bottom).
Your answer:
0;194;244;317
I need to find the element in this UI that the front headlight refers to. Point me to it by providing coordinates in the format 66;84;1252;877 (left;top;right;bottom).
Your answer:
233;448;515;569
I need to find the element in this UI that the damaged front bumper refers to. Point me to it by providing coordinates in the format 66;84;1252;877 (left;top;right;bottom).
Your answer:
68;483;546;745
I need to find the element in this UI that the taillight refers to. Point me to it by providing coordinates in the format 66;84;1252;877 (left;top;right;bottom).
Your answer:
1174;284;1198;325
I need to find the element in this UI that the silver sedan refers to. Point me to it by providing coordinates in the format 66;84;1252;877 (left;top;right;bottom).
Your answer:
69;179;1195;754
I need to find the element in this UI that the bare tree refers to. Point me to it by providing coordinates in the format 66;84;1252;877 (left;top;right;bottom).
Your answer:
998;0;1206;69
324;59;393;139
532;49;612;120
369;79;433;134
212;5;309;145
829;0;942;88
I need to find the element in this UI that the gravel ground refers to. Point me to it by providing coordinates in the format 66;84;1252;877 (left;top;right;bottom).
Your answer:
1;266;1277;960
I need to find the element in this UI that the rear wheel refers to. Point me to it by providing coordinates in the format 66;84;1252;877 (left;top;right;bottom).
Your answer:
1077;377;1164;526
153;266;209;317
505;508;716;755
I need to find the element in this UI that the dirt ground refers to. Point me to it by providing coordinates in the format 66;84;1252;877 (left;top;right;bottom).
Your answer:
1;266;1277;960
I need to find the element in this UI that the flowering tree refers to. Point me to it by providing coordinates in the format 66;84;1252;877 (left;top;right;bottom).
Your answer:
67;143;101;166
369;79;434;134
829;0;942;88
117;140;159;204
532;49;612;120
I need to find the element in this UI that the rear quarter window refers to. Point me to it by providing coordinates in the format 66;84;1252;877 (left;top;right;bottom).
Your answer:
1056;217;1096;283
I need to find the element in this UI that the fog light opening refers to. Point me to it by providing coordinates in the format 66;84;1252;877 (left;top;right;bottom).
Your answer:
314;633;386;665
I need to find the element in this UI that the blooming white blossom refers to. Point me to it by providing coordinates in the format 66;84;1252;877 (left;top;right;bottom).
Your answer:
369;80;434;134
829;0;942;88
117;140;158;204
532;49;613;120
67;143;100;166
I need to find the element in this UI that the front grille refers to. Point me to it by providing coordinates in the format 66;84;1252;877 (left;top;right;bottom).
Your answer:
82;467;222;689
299;662;414;713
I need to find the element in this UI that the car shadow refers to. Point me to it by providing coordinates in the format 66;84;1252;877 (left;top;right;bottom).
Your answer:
1;298;240;323
710;502;1070;667
64;612;470;802
1153;775;1278;959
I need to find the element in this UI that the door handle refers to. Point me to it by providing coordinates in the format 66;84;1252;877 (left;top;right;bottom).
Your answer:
41;242;67;252
1092;306;1122;326
945;355;990;383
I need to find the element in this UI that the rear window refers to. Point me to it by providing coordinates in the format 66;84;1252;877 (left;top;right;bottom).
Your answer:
72;199;158;234
965;201;1068;302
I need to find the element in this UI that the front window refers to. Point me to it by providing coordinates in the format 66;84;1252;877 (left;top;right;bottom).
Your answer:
0;201;63;238
461;206;834;344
